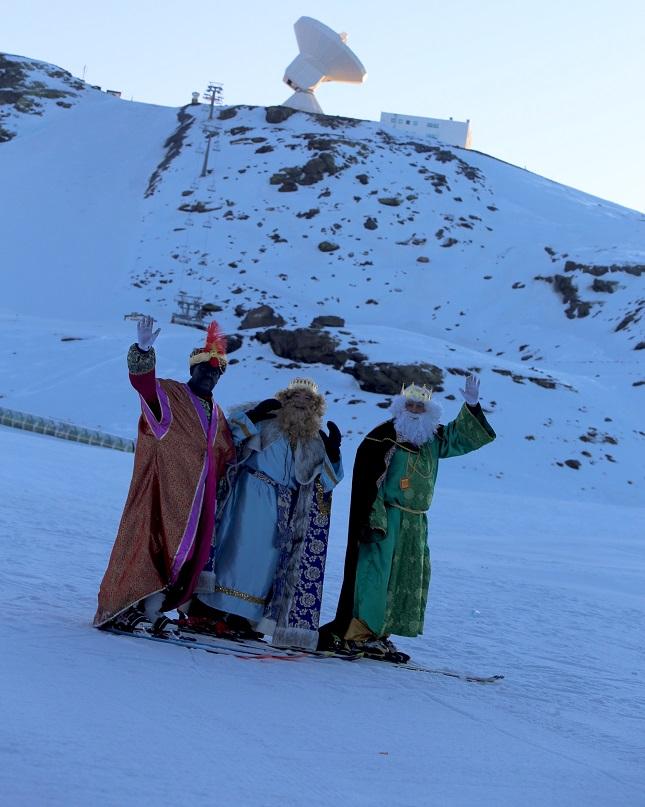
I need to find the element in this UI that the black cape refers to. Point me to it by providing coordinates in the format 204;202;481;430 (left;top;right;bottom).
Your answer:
318;419;404;647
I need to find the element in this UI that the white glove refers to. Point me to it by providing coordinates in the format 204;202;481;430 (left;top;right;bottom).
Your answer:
460;374;480;406
137;315;160;352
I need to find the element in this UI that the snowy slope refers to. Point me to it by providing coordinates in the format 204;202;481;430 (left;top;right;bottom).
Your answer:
1;54;643;508
1;54;644;805
1;427;644;806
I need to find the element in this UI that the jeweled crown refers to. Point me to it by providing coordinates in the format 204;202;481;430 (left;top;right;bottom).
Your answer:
401;382;433;402
287;377;319;394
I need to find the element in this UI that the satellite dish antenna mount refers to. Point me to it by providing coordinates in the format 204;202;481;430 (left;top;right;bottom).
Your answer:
282;16;367;115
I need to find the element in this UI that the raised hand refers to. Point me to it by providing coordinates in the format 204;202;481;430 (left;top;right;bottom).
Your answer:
460;374;480;406
137;315;160;352
246;398;282;424
319;420;342;463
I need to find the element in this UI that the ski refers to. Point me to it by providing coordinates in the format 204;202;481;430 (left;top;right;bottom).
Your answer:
375;659;504;684
172;630;363;661
396;665;503;684
103;627;316;661
101;627;502;682
169;627;363;661
102;625;362;662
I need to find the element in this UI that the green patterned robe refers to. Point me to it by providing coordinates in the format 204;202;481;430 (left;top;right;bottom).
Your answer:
354;404;495;637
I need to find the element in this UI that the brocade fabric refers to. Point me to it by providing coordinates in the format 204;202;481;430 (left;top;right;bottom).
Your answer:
196;411;342;649
94;378;234;626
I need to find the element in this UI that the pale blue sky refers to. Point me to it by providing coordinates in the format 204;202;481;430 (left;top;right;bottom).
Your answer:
4;0;644;212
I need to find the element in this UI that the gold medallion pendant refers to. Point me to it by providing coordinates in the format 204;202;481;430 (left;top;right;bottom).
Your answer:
399;477;410;490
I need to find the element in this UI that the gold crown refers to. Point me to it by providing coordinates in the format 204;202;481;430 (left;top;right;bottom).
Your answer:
401;382;433;402
287;377;319;394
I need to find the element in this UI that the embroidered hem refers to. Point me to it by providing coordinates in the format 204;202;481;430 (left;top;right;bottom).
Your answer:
213;585;268;606
272;626;318;651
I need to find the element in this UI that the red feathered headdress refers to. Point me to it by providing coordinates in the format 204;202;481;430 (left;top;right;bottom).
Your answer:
189;320;228;371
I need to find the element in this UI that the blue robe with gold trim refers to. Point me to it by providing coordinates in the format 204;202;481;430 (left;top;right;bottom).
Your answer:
196;412;342;650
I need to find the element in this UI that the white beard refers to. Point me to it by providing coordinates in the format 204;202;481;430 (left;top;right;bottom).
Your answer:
391;396;442;446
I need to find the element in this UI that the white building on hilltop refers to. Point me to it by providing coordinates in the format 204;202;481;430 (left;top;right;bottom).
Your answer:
380;111;472;149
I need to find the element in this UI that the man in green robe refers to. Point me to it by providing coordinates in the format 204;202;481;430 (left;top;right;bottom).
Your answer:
318;375;495;662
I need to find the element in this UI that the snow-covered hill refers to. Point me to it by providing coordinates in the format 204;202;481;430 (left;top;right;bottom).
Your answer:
1;424;644;806
1;54;644;805
1;53;643;507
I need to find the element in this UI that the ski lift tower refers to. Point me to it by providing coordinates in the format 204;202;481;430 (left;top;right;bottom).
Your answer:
171;292;207;330
204;81;224;119
201;81;224;177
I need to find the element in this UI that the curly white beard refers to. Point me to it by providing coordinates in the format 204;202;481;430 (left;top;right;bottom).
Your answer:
391;396;442;446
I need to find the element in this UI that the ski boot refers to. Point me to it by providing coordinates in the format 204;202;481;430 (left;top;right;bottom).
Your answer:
361;636;410;664
177;599;234;638
224;614;264;642
104;604;147;633
318;632;364;658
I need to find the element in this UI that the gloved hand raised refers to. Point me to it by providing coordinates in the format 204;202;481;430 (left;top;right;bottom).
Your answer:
137;315;160;352
319;420;342;463
246;398;282;424
460;373;480;406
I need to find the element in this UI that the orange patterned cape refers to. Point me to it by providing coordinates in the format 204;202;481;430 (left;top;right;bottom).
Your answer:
94;379;234;626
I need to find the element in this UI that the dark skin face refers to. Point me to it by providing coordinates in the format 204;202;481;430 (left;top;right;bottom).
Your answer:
187;361;222;397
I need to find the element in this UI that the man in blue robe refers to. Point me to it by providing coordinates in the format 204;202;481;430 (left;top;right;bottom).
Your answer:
191;378;343;650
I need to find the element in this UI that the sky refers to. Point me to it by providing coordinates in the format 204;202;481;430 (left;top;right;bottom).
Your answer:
3;0;644;213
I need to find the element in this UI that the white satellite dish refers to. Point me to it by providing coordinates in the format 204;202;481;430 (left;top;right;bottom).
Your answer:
282;16;367;114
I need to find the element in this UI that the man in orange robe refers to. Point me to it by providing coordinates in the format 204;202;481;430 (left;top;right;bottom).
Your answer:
94;316;234;632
